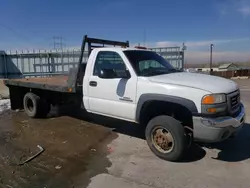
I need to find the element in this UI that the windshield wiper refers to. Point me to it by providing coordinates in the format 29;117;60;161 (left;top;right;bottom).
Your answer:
141;68;182;76
142;69;182;76
168;68;182;72
142;70;170;76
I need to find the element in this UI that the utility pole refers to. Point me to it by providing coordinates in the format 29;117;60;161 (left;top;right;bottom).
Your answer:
210;44;214;75
181;42;187;71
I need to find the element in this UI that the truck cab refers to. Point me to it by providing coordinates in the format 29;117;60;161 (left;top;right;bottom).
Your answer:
82;46;245;160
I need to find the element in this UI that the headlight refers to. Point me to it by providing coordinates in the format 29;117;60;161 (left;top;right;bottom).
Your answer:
201;94;227;115
202;94;226;104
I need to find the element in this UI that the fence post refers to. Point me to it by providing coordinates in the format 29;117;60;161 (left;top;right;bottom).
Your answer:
61;49;64;73
3;52;8;78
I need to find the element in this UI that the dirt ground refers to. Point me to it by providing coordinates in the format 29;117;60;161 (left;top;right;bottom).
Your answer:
0;78;249;188
0;108;118;188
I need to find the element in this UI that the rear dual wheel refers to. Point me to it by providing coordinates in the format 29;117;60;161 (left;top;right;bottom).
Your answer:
23;92;51;118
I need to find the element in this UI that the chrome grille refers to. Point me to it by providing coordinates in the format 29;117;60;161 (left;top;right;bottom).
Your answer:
230;93;240;110
227;90;240;115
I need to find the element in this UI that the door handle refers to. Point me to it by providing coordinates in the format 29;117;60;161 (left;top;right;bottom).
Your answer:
89;81;97;87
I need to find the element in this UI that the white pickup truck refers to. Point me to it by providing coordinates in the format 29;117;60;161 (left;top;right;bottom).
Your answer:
4;36;245;161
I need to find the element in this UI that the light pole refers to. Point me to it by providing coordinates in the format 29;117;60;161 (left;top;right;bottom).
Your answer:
182;42;187;71
210;44;214;74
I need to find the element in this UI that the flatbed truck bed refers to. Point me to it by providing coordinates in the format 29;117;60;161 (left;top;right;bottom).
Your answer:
3;35;129;111
4;76;74;93
4;35;129;95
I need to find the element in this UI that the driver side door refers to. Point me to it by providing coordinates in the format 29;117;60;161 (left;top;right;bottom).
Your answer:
87;51;137;121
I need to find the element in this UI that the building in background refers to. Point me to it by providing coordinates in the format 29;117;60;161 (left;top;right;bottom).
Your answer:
193;63;242;73
217;63;240;71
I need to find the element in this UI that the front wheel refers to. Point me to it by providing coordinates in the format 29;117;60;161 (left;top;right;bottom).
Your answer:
145;115;187;162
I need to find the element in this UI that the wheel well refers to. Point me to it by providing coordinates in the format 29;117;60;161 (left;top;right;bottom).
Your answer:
139;100;193;130
8;86;28;110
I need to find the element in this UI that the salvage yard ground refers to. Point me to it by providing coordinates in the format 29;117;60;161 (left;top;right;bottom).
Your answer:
0;79;250;188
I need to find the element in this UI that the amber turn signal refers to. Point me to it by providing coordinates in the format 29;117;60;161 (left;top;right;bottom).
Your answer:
207;108;216;113
202;95;215;104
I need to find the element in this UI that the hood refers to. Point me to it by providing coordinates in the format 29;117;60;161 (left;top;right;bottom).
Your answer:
148;72;238;93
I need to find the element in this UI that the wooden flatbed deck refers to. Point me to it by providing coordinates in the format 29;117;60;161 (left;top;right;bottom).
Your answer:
4;76;75;93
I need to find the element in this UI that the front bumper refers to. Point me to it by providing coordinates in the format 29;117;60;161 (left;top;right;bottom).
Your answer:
193;103;245;143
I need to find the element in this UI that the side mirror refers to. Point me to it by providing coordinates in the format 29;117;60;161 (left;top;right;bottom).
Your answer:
123;70;131;79
98;69;116;79
98;69;131;79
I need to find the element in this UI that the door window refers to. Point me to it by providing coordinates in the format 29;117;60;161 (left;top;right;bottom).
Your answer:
93;51;128;78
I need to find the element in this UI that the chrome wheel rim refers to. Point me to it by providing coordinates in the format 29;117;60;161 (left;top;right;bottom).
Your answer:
151;126;174;153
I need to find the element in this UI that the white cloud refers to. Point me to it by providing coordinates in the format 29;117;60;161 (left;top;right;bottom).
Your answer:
155;38;250;48
238;6;250;17
217;0;250;18
185;51;250;63
2;39;250;64
217;3;228;15
148;38;250;63
156;40;219;48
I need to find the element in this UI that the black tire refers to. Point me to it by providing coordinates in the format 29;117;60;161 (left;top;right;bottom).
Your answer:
23;92;50;118
145;115;186;162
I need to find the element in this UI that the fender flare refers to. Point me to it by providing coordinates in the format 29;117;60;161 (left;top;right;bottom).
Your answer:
136;94;198;122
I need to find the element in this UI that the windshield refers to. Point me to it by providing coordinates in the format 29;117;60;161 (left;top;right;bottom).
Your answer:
124;50;181;76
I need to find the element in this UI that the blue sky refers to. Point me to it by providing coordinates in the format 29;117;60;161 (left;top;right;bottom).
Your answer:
0;0;250;63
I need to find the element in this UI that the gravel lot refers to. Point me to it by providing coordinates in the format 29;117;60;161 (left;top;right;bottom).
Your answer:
88;79;250;188
0;79;249;188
